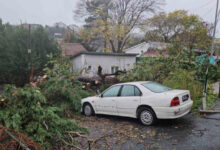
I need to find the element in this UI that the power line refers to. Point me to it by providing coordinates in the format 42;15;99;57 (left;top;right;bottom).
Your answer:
201;4;217;18
190;0;215;11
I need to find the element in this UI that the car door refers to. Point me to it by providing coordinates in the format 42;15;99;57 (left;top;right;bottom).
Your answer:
116;85;141;117
95;85;121;115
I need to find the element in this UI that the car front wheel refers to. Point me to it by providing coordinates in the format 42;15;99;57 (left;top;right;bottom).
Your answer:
138;108;157;126
83;103;94;116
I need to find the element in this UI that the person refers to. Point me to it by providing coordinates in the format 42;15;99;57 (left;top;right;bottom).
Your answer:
98;65;102;75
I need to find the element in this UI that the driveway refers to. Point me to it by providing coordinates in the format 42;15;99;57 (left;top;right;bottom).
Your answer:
76;113;220;150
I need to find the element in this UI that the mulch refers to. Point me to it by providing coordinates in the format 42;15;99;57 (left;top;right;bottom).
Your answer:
0;125;41;150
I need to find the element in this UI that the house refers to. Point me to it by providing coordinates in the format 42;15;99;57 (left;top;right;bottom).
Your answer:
124;41;168;57
61;43;87;56
54;33;63;41
54;22;67;28
70;52;137;76
124;42;149;56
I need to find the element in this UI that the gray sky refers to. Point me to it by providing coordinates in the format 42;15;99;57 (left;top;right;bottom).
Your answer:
0;0;219;37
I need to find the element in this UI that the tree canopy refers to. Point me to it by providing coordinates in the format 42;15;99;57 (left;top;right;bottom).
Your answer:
75;0;164;52
143;10;212;62
0;19;60;86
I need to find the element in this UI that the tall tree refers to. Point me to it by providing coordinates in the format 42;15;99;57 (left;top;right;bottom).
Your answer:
0;19;60;86
143;10;212;62
75;0;163;52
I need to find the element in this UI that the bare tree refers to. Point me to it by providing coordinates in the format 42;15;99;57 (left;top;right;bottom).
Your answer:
75;0;164;52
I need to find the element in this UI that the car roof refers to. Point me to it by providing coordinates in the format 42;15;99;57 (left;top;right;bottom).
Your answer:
114;81;151;86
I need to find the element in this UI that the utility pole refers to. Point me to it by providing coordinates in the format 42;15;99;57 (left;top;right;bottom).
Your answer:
203;0;219;110
27;24;33;82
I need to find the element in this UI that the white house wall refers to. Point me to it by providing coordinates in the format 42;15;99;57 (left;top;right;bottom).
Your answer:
72;55;83;70
72;54;136;75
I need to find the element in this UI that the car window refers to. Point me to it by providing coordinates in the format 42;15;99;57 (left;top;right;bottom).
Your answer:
141;82;171;93
102;86;121;97
121;85;135;96
134;87;141;96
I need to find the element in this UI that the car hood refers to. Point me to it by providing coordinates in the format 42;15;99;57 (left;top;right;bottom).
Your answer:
81;96;98;102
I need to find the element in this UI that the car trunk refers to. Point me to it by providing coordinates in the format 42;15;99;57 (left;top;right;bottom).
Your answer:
164;90;191;105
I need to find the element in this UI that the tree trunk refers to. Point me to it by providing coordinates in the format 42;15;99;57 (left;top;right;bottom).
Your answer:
110;40;116;52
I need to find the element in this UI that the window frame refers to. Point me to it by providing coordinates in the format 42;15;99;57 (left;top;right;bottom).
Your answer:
111;66;119;74
101;85;122;98
119;84;142;97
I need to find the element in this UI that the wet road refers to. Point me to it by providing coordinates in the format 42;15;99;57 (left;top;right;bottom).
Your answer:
77;113;220;150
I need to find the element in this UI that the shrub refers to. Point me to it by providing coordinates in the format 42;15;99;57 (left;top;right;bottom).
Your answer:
194;59;220;83
0;85;87;149
41;55;91;112
163;69;203;109
120;57;176;83
0;56;92;149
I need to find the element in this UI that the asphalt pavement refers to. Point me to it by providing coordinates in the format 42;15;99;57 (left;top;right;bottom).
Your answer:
77;113;220;150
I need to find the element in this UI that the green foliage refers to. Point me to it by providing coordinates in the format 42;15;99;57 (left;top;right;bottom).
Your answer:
145;10;212;63
120;57;176;83
41;55;91;112
163;69;203;107
0;85;87;149
206;85;218;109
0;19;60;86
0;56;92;149
194;61;220;83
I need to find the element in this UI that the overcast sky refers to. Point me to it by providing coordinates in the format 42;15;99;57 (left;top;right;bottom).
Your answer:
0;0;219;37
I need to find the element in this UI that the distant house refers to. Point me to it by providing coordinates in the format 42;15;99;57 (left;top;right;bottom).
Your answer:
124;42;149;56
54;33;63;41
70;52;137;76
124;42;168;57
61;43;87;56
54;22;67;28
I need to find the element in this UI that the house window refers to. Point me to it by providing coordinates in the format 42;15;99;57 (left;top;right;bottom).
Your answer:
111;66;119;74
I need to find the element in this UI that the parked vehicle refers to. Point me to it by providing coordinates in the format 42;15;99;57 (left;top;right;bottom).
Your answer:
81;81;193;126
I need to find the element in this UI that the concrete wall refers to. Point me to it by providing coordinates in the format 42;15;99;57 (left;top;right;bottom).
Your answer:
72;54;136;75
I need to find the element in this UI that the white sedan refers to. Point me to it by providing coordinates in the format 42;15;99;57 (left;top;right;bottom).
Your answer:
81;81;193;126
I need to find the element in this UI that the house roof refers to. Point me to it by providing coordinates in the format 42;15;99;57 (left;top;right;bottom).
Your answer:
61;43;87;56
70;51;138;59
124;41;168;52
124;42;147;52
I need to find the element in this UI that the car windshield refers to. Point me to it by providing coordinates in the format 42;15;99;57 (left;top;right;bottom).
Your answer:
141;82;172;93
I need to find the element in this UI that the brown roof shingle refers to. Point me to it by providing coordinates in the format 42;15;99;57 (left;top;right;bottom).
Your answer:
61;43;87;56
